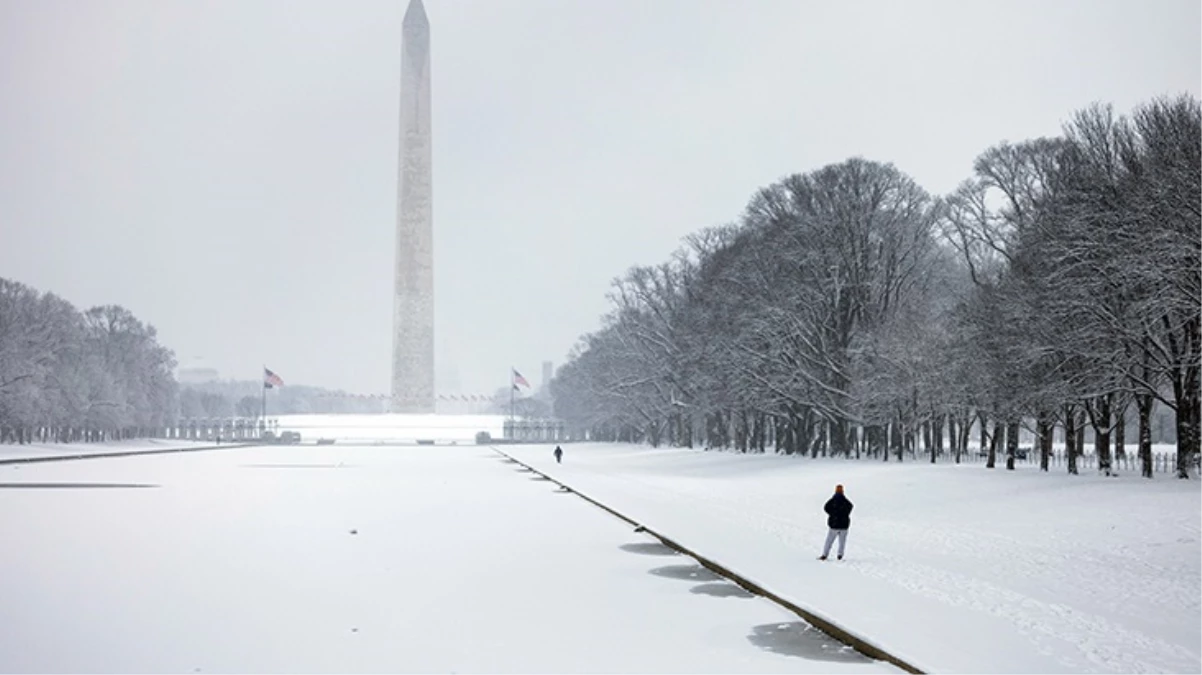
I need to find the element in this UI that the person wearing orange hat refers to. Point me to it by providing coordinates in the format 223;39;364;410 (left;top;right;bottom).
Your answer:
819;484;853;561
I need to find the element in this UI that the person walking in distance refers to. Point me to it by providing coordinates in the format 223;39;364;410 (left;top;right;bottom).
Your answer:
553;445;563;464
819;484;853;561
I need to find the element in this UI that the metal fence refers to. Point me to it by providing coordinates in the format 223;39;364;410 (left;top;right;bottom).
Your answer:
955;448;1182;474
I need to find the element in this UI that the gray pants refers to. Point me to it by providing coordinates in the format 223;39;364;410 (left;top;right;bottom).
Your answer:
822;528;849;558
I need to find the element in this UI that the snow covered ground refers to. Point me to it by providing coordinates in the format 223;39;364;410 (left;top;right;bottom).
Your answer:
0;439;234;463
504;443;1202;674
0;444;895;674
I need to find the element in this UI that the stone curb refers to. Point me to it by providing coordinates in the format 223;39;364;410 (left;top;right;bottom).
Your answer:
0;443;256;465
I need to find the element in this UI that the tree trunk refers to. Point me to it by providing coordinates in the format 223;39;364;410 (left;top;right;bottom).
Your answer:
1005;419;1019;470
947;416;957;462
1037;410;1052;472
1113;400;1126;461
1137;393;1154;478
1177;386;1197;475
978;411;989;459
1091;393;1115;473
801;410;817;457
1087;393;1114;476
888;419;902;462
832;416;850;456
1064;404;1079;475
647;419;662;448
1173;369;1200;479
1192;393;1202;461
934;413;945;461
958;413;972;462
986;420;1001;469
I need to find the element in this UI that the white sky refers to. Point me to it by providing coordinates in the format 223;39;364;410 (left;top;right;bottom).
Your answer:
1;0;1198;396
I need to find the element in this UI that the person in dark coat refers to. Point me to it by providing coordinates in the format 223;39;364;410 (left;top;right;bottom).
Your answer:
553;446;563;464
819;484;853;561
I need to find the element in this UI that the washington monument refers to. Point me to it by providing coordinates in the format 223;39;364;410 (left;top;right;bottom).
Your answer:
392;0;434;413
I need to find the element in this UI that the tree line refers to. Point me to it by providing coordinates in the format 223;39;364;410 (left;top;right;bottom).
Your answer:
178;380;387;418
0;277;405;443
0;278;177;443
550;95;1200;479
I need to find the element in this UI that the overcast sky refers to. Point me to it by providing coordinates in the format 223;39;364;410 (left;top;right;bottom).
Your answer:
1;0;1198;397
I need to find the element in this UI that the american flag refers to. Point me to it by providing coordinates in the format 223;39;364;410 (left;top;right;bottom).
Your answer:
263;367;284;388
512;368;530;388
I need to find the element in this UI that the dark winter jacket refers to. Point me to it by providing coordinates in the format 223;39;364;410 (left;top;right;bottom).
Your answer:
824;493;853;530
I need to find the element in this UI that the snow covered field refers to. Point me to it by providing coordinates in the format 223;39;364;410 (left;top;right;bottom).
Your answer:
0;439;234;463
0;444;893;674
505;443;1202;674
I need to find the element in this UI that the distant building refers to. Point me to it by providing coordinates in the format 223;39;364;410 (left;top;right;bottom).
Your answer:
178;358;219;384
178;366;219;384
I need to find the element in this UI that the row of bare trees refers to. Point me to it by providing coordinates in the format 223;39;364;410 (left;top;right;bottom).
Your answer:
0;278;178;443
551;95;1200;478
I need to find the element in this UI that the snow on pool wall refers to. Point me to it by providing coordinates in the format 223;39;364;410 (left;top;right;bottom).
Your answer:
273;414;507;444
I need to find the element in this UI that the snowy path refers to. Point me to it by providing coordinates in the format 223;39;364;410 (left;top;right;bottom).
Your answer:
0;444;900;673
506;443;1202;674
0;439;243;463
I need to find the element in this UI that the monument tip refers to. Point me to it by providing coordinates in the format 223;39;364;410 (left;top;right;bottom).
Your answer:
403;0;428;28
